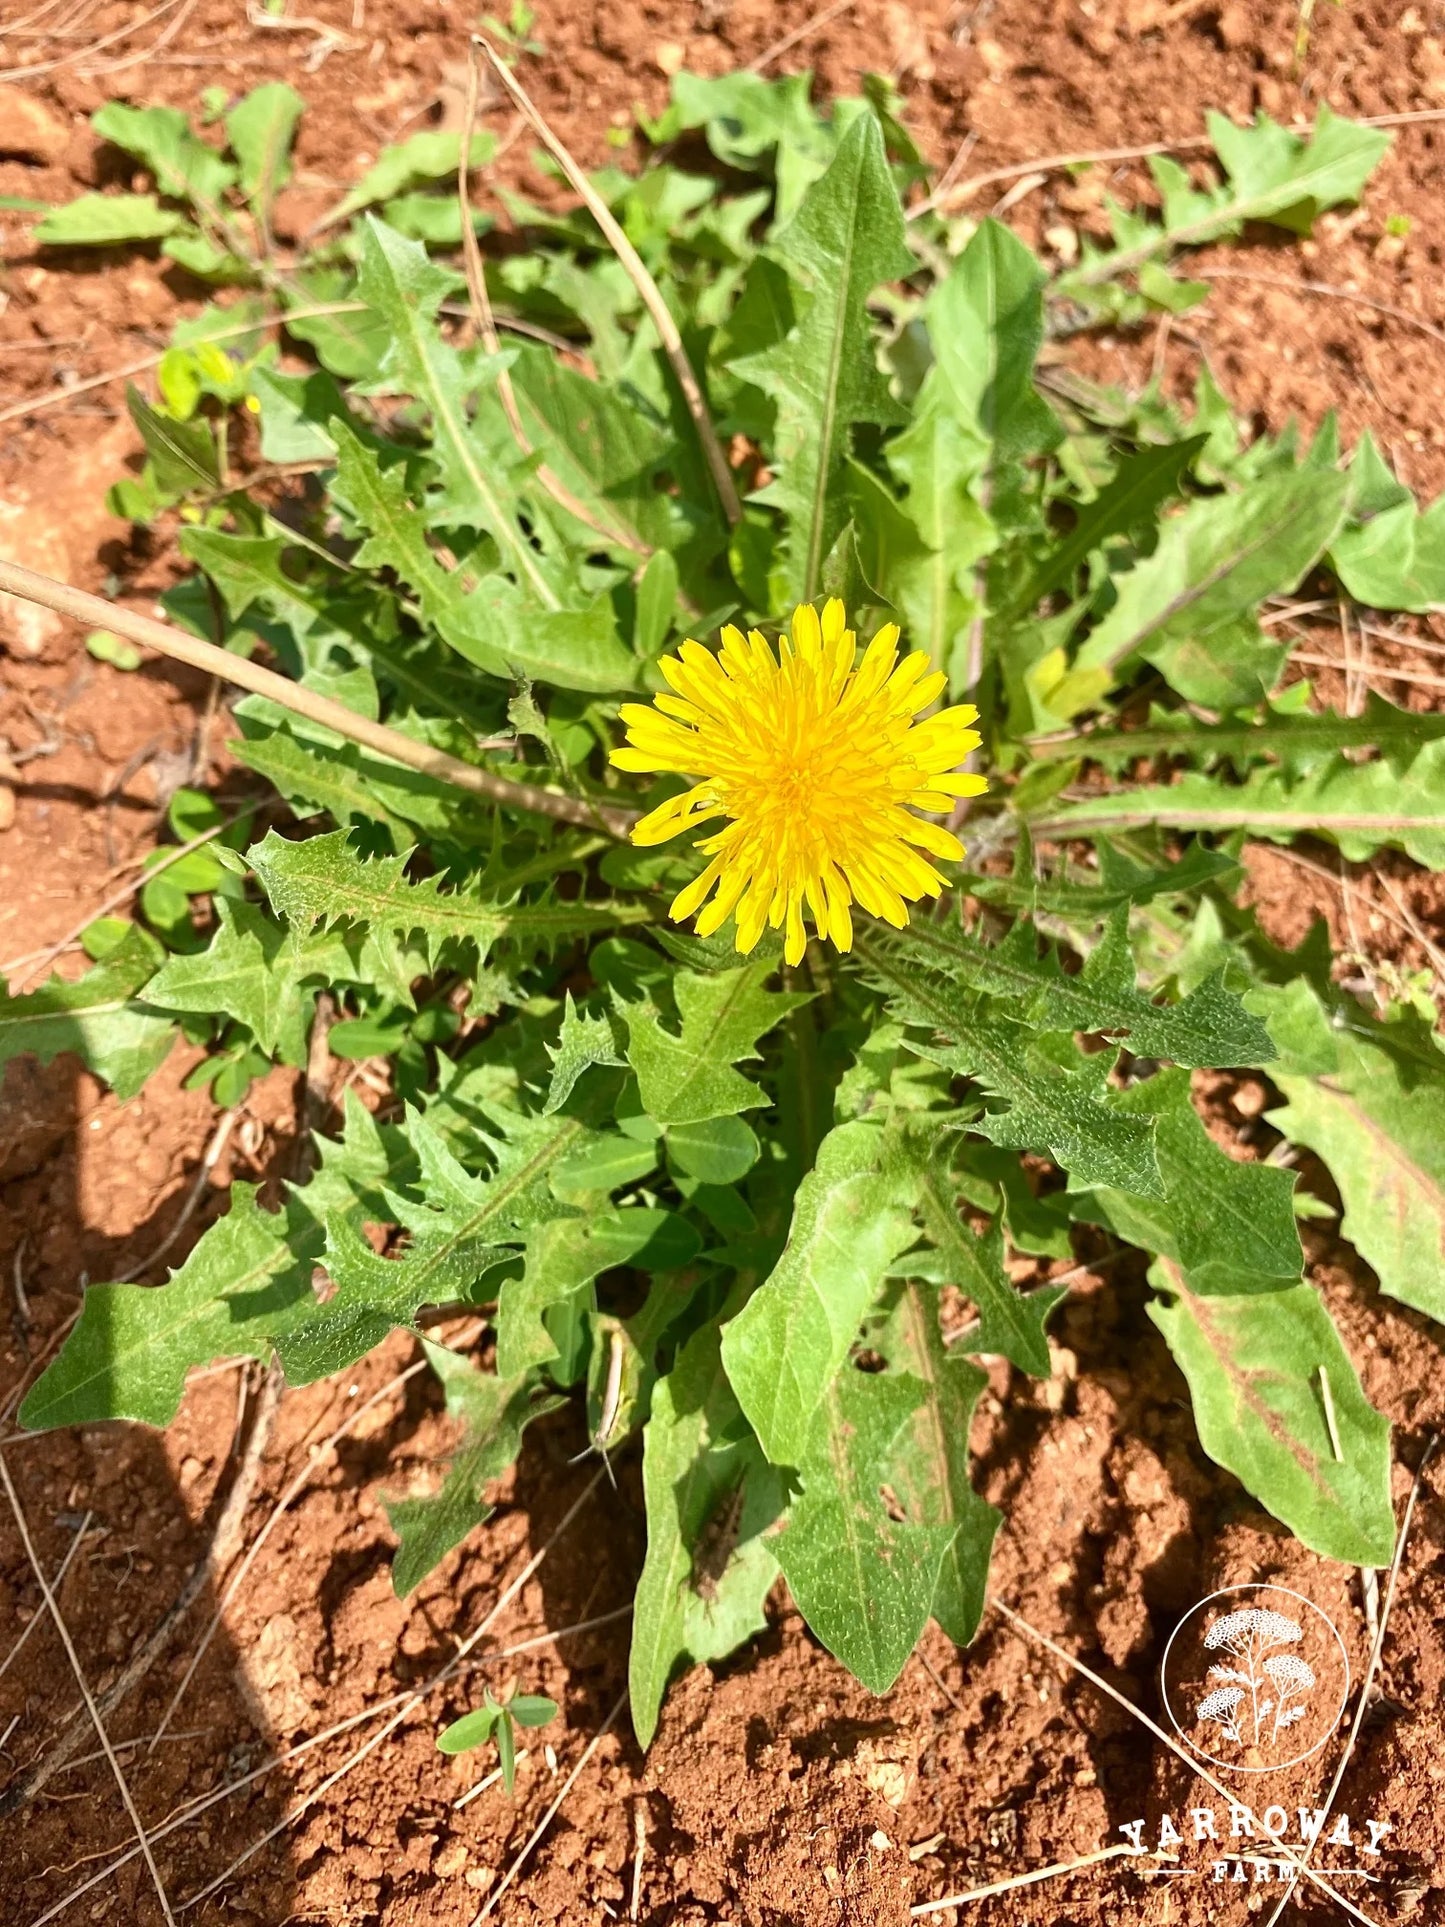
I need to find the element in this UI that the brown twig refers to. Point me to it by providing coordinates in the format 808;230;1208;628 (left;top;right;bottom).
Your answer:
80;0;199;76
0;1364;279;1816
474;34;742;529
0;0;185;80
0;560;637;838
1264;845;1445;992
148;1358;427;1754
0;1456;177;1925
1290;649;1445;696
911;1842;1157;1914
456;44;647;553
629;1795;648;1921
1191;266;1445;353
984;1597;1383;1927
920;107;1445;217
747;0;855;72
1377;873;1445;985
0;1509;91;1685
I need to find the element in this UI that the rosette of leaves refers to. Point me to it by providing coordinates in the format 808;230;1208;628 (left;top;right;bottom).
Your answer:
12;70;1442;1749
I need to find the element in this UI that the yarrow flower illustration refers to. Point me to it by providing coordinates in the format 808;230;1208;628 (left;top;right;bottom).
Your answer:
611;600;986;965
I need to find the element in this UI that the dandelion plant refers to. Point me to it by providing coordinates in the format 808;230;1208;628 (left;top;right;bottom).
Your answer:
7;70;1442;1752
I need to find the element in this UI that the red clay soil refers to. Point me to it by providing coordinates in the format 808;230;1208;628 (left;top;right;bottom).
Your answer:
1;4;1444;1925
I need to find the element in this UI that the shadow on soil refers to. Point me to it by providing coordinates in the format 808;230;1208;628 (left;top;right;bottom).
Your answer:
0;1056;299;1924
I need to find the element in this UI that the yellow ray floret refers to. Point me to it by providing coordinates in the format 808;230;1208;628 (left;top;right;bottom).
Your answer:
611;599;986;966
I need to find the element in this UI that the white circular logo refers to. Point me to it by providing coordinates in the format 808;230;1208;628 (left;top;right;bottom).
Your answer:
1160;1582;1350;1774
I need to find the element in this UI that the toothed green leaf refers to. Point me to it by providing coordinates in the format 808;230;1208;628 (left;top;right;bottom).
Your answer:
1148;1262;1394;1567
1263;983;1445;1326
890;908;1275;1069
1034;740;1445;867
283;1108;589;1382
617;962;810;1128
248;828;649;979
385;1339;562;1596
0;924;173;1100
19;1186;315;1431
774;1364;953;1692
860;935;1164;1197
729;113;913;602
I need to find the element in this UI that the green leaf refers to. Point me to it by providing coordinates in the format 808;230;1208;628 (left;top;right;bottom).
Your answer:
92;102;238;212
871;407;988;682
1033;740;1445;867
859;936;1164;1198
126;385;222;495
884;1283;1001;1646
1147;1260;1394;1566
1025;692;1445;771
904;1169;1062;1376
249;828;649;981
1330;437;1445;613
496;1208;692;1378
178;525;330;634
437;1707;499;1754
729;112;913;602
0;923;173;1100
327;405;641;695
232;727;426;843
889;908;1275;1069
618;962;809;1128
1205;105;1389;237
1066;106;1389;289
19;1186;314;1431
143;898;338;1056
225;83;304;220
926;219;1060;470
34;194;188;246
1264;986;1445;1325
385;1338;561;1595
286;1108;587;1381
543;993;625;1113
506;344;680;555
650;69;843;221
774;1365;953;1692
1055;466;1351;713
318;129;495;231
283;269;390;380
1076;1067;1302;1297
666;1115;760;1185
1009;436;1206;615
354;222;551;591
631;1324;782;1747
510;1694;558;1728
550;1133;659;1203
722;1119;921;1465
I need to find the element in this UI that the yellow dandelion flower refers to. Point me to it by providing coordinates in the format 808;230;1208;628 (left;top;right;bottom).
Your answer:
611;598;987;967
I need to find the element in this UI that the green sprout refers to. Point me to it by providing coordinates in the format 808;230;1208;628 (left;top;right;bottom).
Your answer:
481;2;543;58
437;1688;559;1795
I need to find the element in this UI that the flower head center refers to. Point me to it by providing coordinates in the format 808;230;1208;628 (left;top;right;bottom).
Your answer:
610;600;987;965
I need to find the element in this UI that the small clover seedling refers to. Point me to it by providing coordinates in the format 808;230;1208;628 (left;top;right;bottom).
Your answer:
437;1689;558;1796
